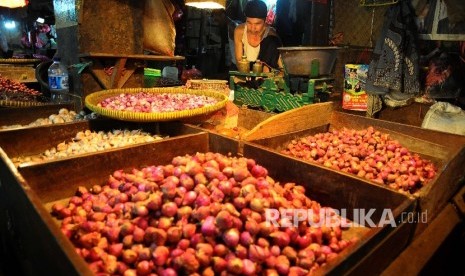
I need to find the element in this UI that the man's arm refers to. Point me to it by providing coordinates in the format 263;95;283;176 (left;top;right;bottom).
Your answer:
234;24;245;64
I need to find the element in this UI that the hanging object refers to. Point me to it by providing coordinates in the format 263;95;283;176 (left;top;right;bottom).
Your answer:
359;0;398;7
0;0;28;8
185;0;226;9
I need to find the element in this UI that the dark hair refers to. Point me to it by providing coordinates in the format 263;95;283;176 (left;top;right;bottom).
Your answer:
244;0;267;19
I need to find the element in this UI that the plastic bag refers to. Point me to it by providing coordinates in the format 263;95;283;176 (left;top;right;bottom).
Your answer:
143;0;176;56
421;102;465;136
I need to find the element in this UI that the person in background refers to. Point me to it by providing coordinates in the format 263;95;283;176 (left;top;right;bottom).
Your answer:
0;30;10;58
233;0;282;72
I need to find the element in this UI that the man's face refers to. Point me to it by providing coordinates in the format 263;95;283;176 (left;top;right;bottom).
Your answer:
246;18;266;35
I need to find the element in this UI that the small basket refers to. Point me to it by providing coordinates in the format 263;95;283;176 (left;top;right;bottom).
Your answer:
187;79;229;96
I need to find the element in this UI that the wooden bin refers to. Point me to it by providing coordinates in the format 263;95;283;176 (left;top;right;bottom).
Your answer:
0;119;202;165
245;102;465;237
0;132;414;275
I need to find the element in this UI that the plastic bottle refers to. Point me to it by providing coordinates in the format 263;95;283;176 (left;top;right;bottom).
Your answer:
48;57;69;102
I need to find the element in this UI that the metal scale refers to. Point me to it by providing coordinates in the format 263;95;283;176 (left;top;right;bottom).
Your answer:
229;47;340;112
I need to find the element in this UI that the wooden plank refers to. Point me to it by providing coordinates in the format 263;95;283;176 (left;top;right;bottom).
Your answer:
110;58;127;89
237;107;275;130
88;68;110;89
243;102;334;141
381;204;461;275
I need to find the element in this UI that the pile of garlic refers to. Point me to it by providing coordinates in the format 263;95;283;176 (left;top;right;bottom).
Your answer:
13;129;165;164
1;108;80;129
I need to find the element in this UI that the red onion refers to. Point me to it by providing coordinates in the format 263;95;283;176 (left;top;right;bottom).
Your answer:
214;244;229;257
270;231;291;247
248;245;266;262
250;164;268;178
177;206;193;219
159;268;177;276
215;210;234;230
275;255;290;275
176;251;200;273
136;260;152;275
190;233;205;248
167;226;182;243
195;193;211;207
144;227;166;245
210;188;225;202
182;191;197;206
270;245;280;257
122;249;138;264
201;216;217;236
157;217;173;231
239;231;254;247
212;257;227;273
256;237;270;248
242;259;257;275
177;239;191;250
250;198;264;213
227;257;243;274
233;167;249;181
161;202;178;217
132;226;145;243
235;244;248;259
182;223;197;239
223;228;240;247
152;246;169;266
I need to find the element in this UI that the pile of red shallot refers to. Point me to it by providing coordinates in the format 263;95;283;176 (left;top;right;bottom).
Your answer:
282;127;437;194
52;152;353;275
97;92;218;113
0;76;42;102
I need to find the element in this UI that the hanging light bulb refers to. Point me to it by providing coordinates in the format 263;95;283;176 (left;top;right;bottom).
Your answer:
4;20;16;29
0;0;28;8
185;0;226;9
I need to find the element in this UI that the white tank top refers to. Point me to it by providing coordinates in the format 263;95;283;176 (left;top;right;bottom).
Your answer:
241;25;270;62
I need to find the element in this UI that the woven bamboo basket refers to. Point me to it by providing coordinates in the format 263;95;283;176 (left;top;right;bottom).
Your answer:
0;99;49;108
188;79;228;90
85;87;229;122
0;58;41;64
186;79;230;97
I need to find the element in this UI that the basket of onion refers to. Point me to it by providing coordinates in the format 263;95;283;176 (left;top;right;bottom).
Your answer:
85;87;229;122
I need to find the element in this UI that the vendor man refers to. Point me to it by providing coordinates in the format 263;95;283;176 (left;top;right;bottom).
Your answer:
233;0;282;72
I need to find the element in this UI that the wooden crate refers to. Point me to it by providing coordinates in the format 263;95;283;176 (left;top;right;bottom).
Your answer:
0;119;202;163
0;132;414;275
245;102;465;237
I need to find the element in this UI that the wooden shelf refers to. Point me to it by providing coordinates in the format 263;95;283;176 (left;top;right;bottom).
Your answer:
79;52;185;61
79;53;185;89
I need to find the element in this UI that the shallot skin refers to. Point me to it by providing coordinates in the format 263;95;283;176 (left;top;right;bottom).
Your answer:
52;152;353;275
